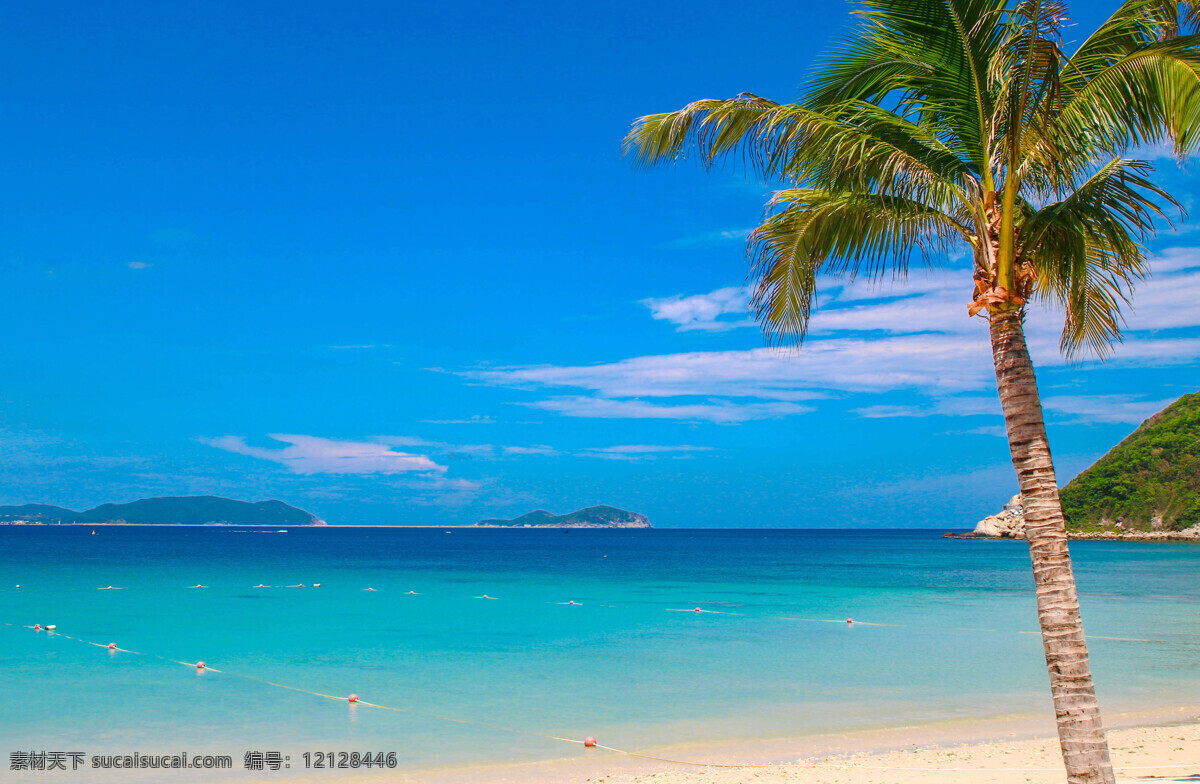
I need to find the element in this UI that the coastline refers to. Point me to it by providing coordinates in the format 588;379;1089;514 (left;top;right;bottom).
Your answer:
945;530;1200;542
391;704;1199;784
151;704;1199;784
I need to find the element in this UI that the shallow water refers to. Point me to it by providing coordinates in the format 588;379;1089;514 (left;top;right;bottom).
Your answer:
2;527;1197;775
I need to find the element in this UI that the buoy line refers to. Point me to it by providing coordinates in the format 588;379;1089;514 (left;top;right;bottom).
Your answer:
5;622;1194;773
27;582;1196;645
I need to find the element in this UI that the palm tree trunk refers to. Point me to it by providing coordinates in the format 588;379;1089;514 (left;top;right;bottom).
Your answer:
988;308;1115;784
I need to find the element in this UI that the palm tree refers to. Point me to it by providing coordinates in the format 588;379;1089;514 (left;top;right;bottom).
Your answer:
624;1;1200;782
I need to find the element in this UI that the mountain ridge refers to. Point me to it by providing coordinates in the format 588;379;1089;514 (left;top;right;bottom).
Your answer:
475;505;650;528
0;496;323;526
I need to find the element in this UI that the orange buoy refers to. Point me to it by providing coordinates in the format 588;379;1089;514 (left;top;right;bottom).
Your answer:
108;643;116;649
568;600;576;605
846;618;853;624
584;736;597;747
694;607;701;613
33;624;41;630
348;694;358;703
196;661;206;669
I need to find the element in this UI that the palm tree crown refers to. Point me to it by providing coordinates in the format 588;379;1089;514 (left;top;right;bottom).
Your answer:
626;0;1199;355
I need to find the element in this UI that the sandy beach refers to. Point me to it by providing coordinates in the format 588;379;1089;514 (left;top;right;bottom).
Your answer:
605;723;1199;784
375;707;1199;784
61;707;1197;784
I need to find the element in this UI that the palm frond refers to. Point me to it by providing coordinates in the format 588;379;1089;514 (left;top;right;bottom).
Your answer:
623;93;792;172
1019;158;1179;356
1050;35;1200;163
807;0;1009;178
788;101;979;207
747;188;967;344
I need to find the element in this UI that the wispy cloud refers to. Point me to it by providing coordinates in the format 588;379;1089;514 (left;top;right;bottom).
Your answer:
948;425;1009;438
127;261;152;270
500;445;559;456
577;444;715;461
200;434;446;474
524;396;814;423
1042;395;1178;425
419;415;495;425
853;396;1001;419
455;254;1200;424
468;334;992;400
664;228;752;248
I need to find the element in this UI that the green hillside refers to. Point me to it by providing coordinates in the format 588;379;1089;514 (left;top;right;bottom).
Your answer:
476;505;650;527
0;496;322;526
0;504;79;521
71;496;320;526
1061;392;1200;531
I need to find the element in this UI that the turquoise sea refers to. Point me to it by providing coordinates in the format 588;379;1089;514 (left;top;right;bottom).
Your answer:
2;527;1198;780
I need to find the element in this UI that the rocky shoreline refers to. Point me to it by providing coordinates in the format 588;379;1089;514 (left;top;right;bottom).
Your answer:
946;494;1200;542
946;529;1200;541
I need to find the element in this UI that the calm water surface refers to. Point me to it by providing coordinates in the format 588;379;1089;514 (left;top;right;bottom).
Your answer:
1;527;1197;774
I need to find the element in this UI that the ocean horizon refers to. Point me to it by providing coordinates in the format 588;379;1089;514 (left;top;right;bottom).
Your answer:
4;526;1198;781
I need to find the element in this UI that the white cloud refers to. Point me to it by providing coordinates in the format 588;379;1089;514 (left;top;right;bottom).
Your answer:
525;396;814;423
1148;247;1200;273
368;436;558;460
853;405;933;419
578;444;715;461
1123;265;1200;330
470;333;993;401
127;261;152;270
641;286;756;332
459;254;1200;424
1043;395;1177;424
501;445;559;456
200;434;446;474
419;415;495;425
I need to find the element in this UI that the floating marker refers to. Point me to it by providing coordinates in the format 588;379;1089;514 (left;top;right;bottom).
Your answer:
314;583;321;588
45;625;55;631
196;661;206;669
694;607;701;613
846;618;854;624
108;643;116;649
348;694;358;703
584;736;597;747
568;601;576;605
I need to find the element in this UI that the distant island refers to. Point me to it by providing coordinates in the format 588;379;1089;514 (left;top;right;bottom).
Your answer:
0;496;324;526
951;391;1200;541
475;505;650;528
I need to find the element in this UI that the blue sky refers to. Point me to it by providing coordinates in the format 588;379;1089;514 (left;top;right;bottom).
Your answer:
3;1;1198;526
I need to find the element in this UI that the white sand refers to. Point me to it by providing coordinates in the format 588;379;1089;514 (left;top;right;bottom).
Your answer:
116;708;1199;784
382;707;1199;784
606;722;1198;784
